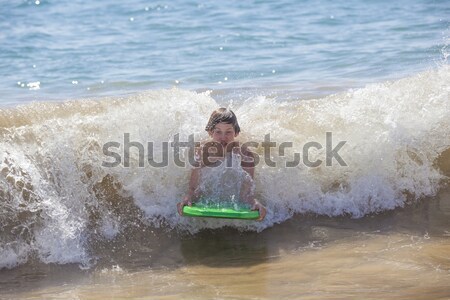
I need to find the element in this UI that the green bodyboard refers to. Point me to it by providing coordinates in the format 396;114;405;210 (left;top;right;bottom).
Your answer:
182;202;260;220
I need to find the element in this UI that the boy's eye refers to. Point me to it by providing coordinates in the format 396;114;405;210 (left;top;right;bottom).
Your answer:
213;130;234;135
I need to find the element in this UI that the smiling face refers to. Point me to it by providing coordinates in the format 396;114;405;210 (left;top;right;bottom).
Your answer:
209;122;238;147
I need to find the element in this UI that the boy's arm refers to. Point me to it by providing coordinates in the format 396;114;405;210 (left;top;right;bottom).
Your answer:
177;147;202;216
185;145;203;201
240;147;267;221
242;165;255;179
177;168;200;216
184;167;200;202
241;147;256;179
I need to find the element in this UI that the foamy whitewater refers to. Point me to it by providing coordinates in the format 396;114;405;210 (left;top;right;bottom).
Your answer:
0;64;449;269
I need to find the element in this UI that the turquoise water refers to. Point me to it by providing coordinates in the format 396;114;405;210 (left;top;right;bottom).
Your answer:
1;0;448;105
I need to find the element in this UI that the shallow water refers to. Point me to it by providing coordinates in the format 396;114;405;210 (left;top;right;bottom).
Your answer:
1;187;449;299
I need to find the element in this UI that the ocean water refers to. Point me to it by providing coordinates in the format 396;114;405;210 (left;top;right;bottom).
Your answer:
1;0;448;105
0;0;449;299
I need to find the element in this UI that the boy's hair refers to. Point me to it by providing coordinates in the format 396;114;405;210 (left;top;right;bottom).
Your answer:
205;108;240;134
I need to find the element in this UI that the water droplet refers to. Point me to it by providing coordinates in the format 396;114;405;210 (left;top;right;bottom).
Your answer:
175;80;180;84
224;77;228;81
130;17;134;22
218;81;222;84
145;7;149;11
272;69;276;73
27;81;40;90
35;0;40;5
72;80;78;85
219;47;223;51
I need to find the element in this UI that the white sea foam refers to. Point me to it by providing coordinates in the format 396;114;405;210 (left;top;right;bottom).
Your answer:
0;66;448;269
0;242;29;269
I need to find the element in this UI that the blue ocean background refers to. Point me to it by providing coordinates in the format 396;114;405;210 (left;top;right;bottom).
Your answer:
1;0;448;105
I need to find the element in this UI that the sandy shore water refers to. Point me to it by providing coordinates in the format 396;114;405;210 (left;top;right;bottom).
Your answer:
1;186;449;300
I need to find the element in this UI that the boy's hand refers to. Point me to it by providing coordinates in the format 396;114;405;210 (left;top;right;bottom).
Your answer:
177;197;192;216
251;200;267;221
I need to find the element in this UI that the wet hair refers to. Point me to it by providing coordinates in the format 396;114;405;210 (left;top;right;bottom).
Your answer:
205;108;240;134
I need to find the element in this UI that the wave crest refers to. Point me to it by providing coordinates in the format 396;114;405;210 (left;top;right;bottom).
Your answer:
0;66;449;269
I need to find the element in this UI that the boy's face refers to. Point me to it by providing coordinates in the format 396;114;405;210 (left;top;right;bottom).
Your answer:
209;122;238;146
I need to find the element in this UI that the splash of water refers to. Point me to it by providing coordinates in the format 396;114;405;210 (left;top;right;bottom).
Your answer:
0;66;449;269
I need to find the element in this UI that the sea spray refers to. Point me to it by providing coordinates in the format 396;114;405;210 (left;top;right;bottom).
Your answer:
0;66;449;269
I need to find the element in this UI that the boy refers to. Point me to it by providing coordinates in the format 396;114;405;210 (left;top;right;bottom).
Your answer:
177;108;267;221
